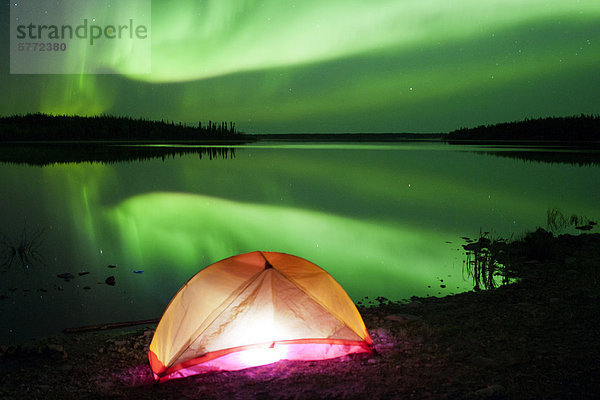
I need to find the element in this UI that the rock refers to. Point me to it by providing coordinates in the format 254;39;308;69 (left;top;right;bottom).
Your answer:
373;328;388;339
46;343;64;352
384;313;422;322
57;363;74;372
105;276;116;286
57;273;75;281
472;384;506;398
407;300;422;308
46;344;68;360
472;356;497;369
566;269;579;275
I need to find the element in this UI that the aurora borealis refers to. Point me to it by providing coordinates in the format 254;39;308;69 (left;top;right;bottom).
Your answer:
2;0;600;133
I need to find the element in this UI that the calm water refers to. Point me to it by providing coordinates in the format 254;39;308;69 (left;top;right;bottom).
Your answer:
1;142;599;344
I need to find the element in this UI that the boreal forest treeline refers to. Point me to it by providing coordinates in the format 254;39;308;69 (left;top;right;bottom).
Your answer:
446;115;600;143
0;113;251;142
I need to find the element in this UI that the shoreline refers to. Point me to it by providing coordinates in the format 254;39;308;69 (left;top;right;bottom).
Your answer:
1;230;598;399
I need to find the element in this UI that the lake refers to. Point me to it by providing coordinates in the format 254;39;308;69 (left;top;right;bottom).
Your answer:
1;141;599;344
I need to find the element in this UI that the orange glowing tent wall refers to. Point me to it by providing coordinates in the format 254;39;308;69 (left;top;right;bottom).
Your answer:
148;251;373;381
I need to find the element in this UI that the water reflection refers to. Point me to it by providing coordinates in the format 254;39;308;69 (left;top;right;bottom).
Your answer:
547;208;597;232
1;142;599;344
0;224;46;272
0;144;236;166
481;148;600;167
105;191;461;300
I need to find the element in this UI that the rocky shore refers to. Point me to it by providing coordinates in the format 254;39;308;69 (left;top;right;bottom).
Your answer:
1;230;598;399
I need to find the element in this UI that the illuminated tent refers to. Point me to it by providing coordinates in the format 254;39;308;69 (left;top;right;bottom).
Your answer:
149;251;373;381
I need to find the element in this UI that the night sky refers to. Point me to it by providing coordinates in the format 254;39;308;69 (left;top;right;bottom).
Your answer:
1;1;599;133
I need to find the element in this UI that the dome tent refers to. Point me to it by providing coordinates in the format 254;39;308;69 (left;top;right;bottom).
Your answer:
149;251;373;381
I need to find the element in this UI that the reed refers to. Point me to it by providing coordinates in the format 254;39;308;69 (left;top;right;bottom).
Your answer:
462;230;512;291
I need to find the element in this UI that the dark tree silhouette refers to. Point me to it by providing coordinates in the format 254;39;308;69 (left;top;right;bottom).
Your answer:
446;115;600;143
0;113;249;142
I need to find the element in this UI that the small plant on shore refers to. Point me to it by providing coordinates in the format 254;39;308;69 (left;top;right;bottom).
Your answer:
462;230;512;290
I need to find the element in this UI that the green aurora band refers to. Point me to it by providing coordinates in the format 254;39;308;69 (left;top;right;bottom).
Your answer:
35;146;600;302
105;192;461;300
2;0;599;132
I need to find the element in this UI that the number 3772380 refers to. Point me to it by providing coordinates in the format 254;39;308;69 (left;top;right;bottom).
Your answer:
17;42;67;51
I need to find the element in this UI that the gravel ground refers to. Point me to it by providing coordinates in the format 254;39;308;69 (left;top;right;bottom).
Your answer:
1;231;599;400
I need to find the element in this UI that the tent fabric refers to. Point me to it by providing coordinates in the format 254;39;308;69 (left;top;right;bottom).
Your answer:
149;251;373;381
